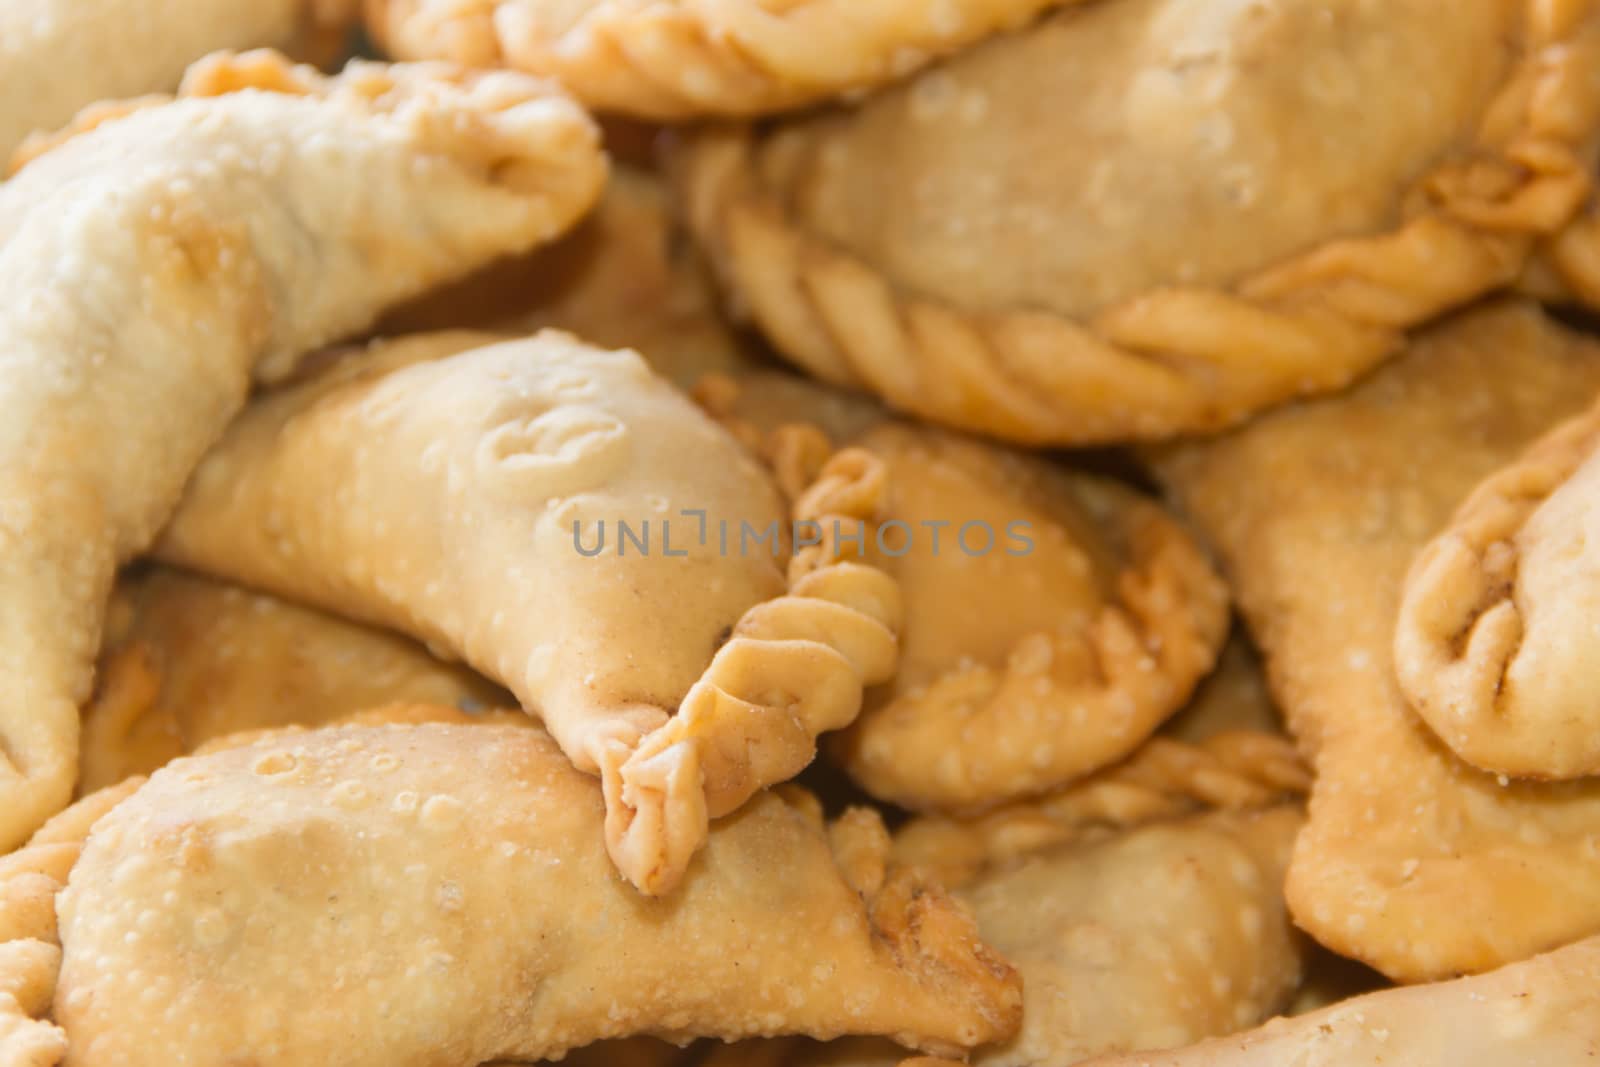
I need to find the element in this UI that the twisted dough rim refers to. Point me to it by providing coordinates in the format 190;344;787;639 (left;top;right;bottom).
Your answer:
835;481;1231;813
0;780;146;1067
365;0;1077;119
679;1;1600;444
1394;403;1600;778
891;730;1310;888
600;426;905;896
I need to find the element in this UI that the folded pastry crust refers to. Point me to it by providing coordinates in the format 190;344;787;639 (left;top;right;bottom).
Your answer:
1076;933;1600;1067
79;568;510;792
46;723;1020;1065
1395;397;1600;778
365;0;1079;119
682;0;1600;444
0;0;357;161
697;372;1229;811
382;164;758;387
155;332;901;894
1153;299;1600;982
0;52;602;854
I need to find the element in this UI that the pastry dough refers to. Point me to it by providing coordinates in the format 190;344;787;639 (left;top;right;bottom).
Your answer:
155;331;901;894
0;0;356;161
1395;396;1600;778
383;164;758;387
0;52;602;853
365;0;1079;119
683;0;1600;443
1076;933;1600;1067
1153;299;1600;981
698;371;1229;811
79;568;509;791
49;723;1021;1064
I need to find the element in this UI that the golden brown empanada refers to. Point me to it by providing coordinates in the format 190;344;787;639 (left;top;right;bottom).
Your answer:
382;164;758;387
79;568;510;792
42;723;1019;1064
683;0;1600;444
698;371;1228;811
154;331;901;894
1394;394;1600;779
1076;933;1600;1067
365;0;1079;119
0;51;603;854
0;1;355;161
1153;299;1600;981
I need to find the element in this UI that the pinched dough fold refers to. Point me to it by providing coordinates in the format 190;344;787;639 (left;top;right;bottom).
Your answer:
681;0;1600;444
49;723;1021;1065
155;332;901;894
0;51;603;853
1153;299;1600;981
1396;399;1600;778
0;0;356;161
366;0;1079;119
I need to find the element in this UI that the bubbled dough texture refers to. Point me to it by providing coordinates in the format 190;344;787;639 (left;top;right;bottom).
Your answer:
1155;301;1600;980
0;0;302;160
770;0;1514;317
55;725;993;1065
858;424;1121;696
157;332;787;761
82;568;509;789
1502;445;1600;733
961;808;1303;1067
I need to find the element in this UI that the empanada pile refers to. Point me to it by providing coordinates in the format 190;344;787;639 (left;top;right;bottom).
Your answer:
5;2;1600;1065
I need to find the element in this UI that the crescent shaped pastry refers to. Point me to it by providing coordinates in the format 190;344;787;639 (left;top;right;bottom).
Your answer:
40;723;1020;1065
0;51;603;854
697;372;1229;811
364;0;1081;119
383;164;759;387
1395;397;1600;779
1152;299;1600;982
1076;933;1600;1067
153;331;902;895
0;0;355;161
79;568;510;792
681;0;1600;444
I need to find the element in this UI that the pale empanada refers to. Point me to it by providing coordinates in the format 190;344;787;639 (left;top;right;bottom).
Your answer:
365;0;1079;119
698;371;1229;811
682;0;1600;444
0;0;355;161
1076;933;1600;1067
0;52;603;853
382;164;759;387
41;723;1019;1064
1153;299;1600;981
79;568;510;792
154;331;901;894
1394;394;1600;779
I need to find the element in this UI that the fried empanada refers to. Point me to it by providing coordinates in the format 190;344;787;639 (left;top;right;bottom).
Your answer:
1076;933;1600;1067
45;723;1019;1065
1153;299;1600;981
365;0;1079;119
1395;393;1600;778
0;52;603;853
682;0;1600;444
154;331;901;894
382;164;758;387
701;808;1306;1067
79;568;510;792
0;0;355;161
698;371;1229;811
